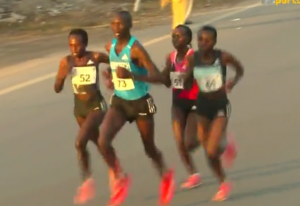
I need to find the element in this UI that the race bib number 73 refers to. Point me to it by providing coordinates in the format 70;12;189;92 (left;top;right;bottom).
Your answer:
112;73;135;91
110;62;135;91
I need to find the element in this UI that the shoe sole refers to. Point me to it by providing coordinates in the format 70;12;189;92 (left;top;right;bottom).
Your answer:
181;182;203;189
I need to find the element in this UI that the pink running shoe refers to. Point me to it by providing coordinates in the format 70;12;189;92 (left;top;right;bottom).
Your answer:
159;170;175;205
212;182;232;201
74;178;95;205
108;174;131;206
109;159;122;194
222;134;237;168
181;173;202;189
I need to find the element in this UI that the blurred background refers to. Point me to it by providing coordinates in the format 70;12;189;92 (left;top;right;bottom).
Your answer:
0;0;246;40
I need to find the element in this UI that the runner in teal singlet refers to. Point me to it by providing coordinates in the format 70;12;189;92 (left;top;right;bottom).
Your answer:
98;11;175;206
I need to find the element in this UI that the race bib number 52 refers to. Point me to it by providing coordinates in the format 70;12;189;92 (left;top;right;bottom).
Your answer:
71;66;97;94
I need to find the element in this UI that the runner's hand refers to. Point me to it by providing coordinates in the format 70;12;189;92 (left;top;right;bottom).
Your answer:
225;79;235;93
105;79;114;90
116;66;133;79
102;69;111;79
101;69;114;90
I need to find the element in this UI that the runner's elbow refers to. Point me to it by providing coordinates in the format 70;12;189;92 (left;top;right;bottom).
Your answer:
54;84;62;93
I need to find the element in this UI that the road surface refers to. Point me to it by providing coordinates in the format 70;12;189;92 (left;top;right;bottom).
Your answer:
1;2;300;206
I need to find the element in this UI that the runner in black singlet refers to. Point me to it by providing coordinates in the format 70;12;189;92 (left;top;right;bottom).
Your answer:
187;25;244;201
54;28;109;204
99;11;175;206
162;25;202;189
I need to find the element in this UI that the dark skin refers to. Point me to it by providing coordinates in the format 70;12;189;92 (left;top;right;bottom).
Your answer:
54;35;109;97
99;13;168;179
54;34;109;181
161;27;199;175
105;14;166;84
194;29;244;183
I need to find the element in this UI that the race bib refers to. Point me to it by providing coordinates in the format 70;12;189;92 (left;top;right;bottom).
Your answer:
112;73;135;91
170;72;184;89
71;66;97;94
199;73;223;92
194;67;223;93
110;62;135;91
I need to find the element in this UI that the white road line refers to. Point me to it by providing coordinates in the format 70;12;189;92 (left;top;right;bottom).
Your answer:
0;73;56;96
0;2;261;97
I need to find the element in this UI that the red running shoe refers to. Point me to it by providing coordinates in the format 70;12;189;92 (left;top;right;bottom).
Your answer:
159;170;175;205
107;174;131;206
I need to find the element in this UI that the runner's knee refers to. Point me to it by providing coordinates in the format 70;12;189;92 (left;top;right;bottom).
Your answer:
206;155;219;167
142;138;160;158
206;146;219;158
98;125;113;154
185;136;199;151
75;137;88;152
75;128;90;151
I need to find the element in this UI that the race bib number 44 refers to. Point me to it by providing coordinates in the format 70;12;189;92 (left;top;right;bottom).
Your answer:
170;72;184;89
199;73;223;92
194;67;223;93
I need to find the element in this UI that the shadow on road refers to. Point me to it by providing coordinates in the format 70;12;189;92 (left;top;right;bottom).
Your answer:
144;158;300;204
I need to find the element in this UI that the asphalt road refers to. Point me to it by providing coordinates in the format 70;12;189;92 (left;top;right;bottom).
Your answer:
1;2;300;206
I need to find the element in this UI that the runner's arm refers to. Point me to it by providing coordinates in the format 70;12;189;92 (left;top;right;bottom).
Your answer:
222;51;244;86
94;52;109;64
130;42;166;84
105;41;112;53
54;57;69;93
102;66;114;90
183;54;194;82
103;41;112;79
102;66;112;79
161;54;172;88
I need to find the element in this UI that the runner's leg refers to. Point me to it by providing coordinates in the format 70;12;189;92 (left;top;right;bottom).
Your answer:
206;117;228;183
75;110;105;180
98;107;126;178
172;106;196;175
184;112;200;152
207;117;232;201
136;115;175;205
136;115;167;176
74;109;105;204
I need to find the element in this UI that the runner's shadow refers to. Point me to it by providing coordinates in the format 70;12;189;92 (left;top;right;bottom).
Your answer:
229;181;300;201
143;158;300;201
176;181;300;206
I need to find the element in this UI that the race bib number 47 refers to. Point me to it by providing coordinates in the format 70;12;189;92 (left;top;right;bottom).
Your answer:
170;72;184;89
